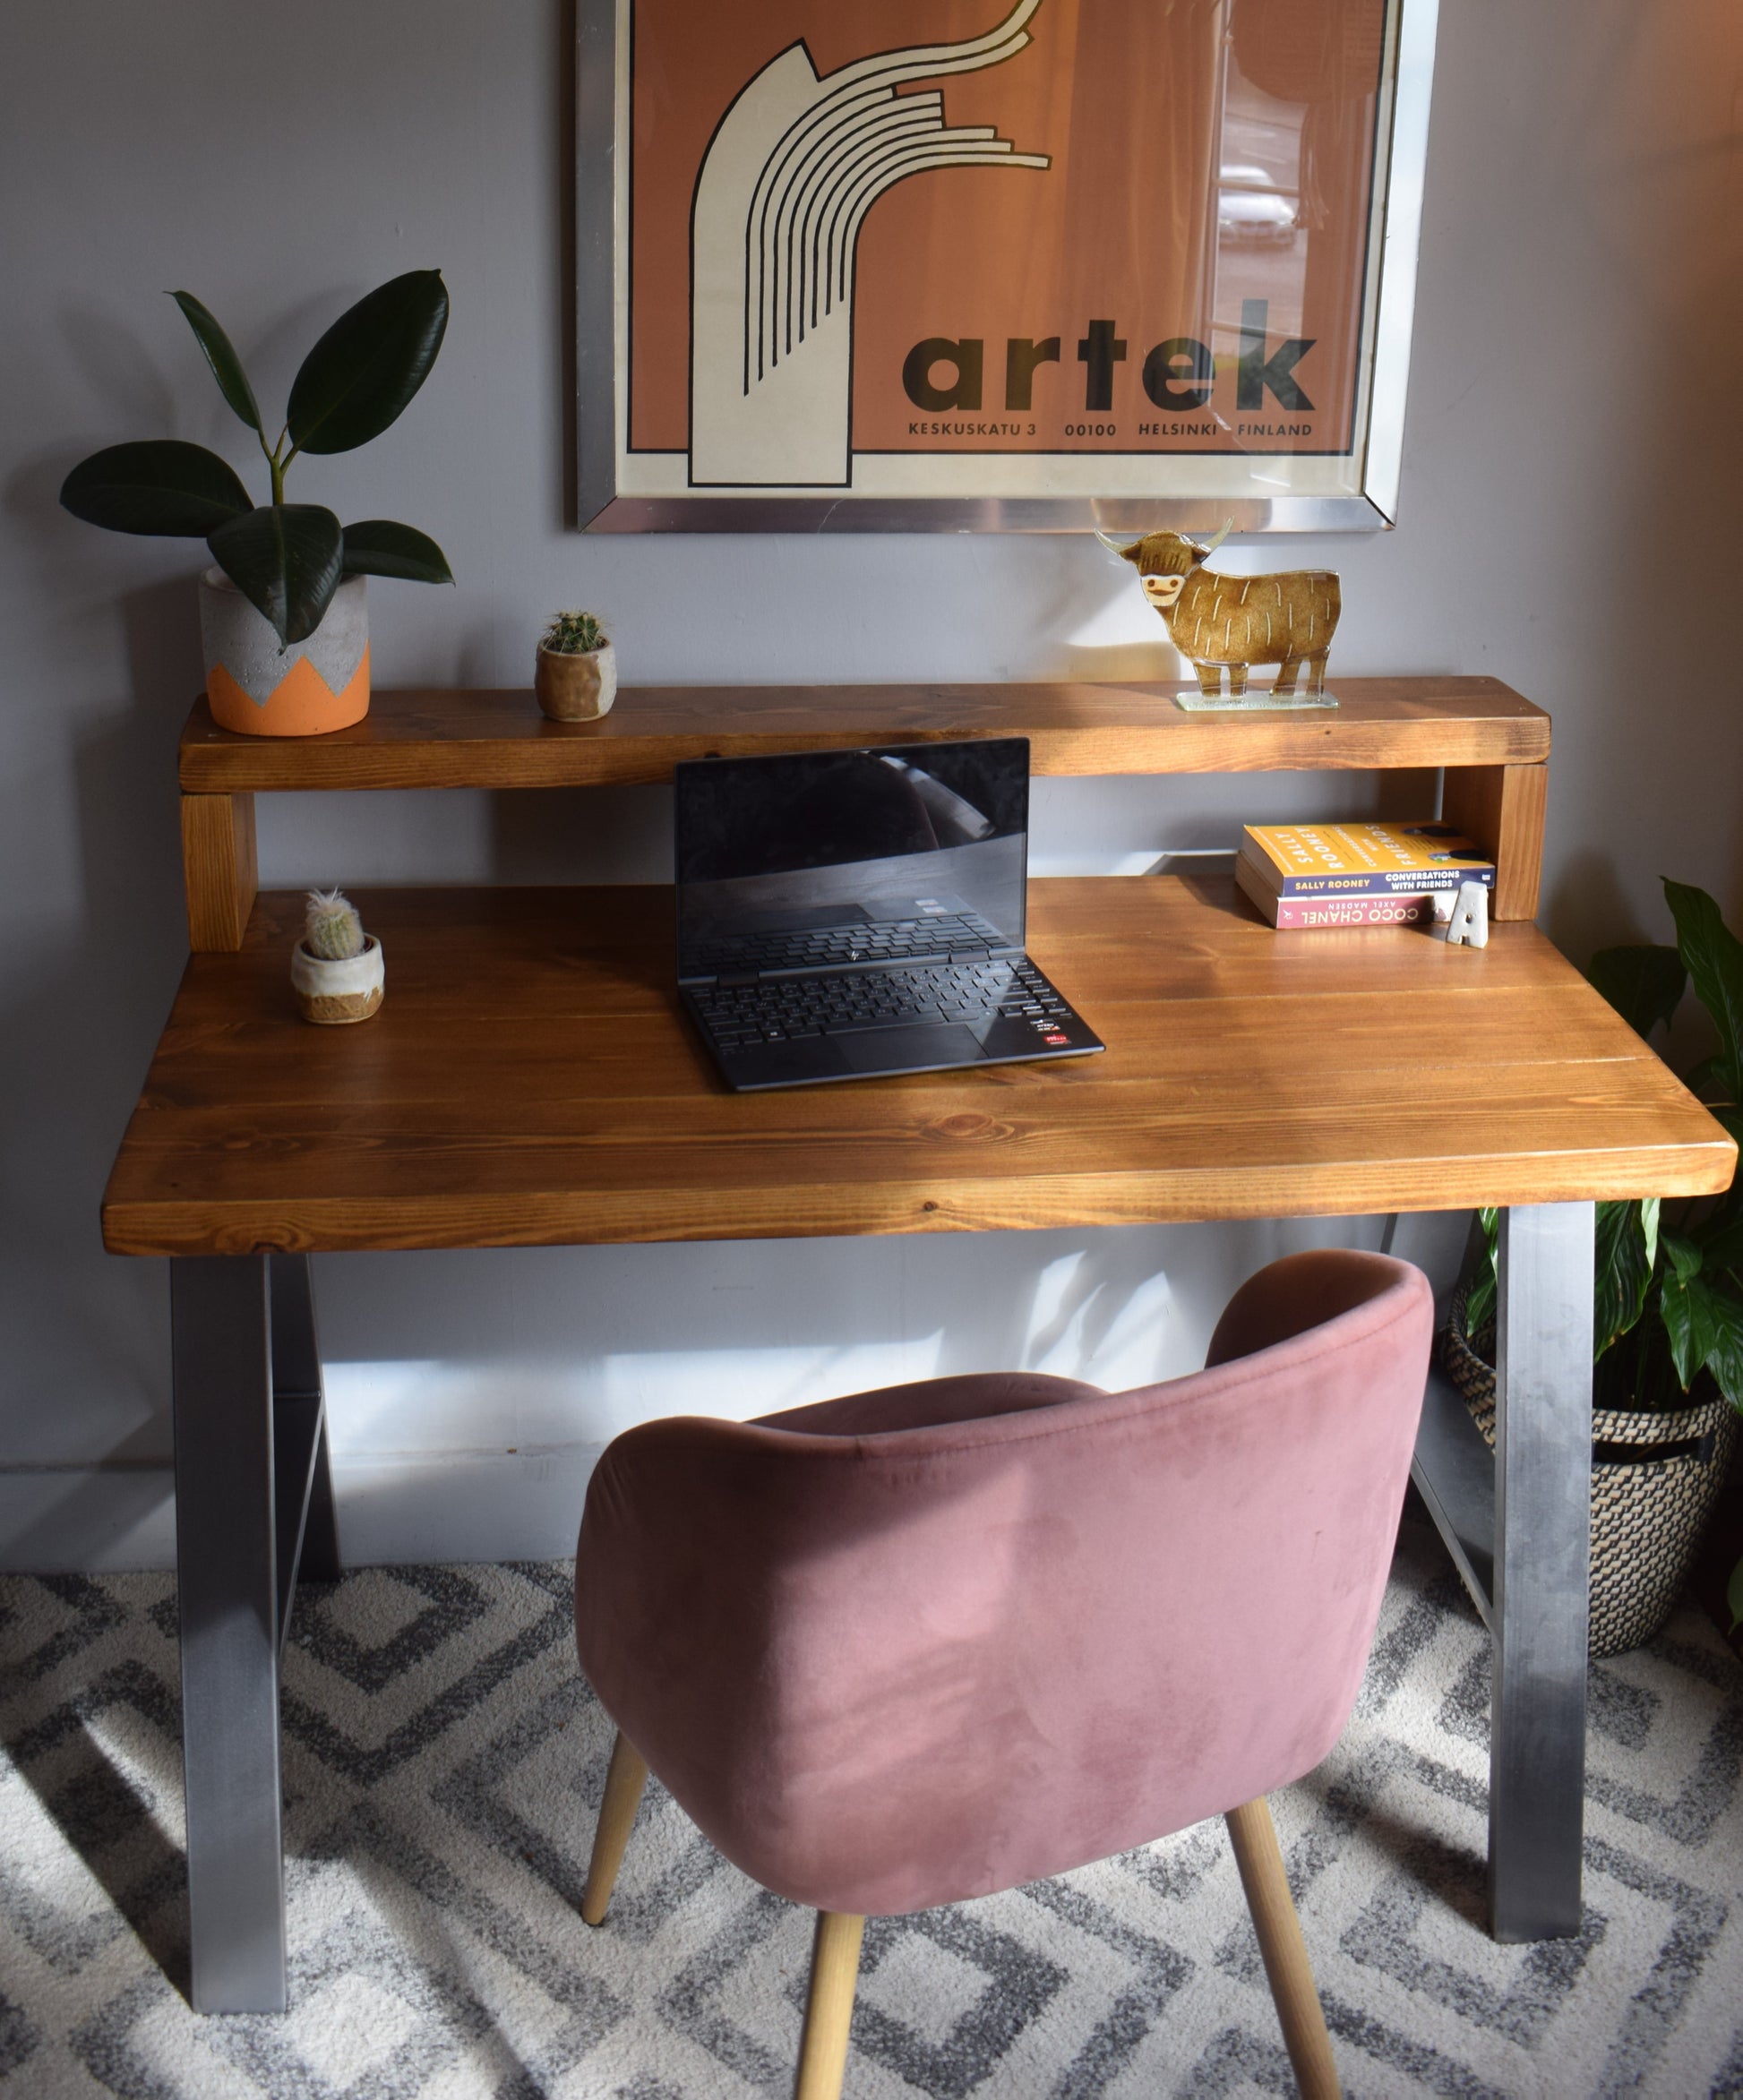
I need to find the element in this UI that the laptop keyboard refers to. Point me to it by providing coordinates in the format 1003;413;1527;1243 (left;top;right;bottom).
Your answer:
691;910;1004;976
691;958;1071;1054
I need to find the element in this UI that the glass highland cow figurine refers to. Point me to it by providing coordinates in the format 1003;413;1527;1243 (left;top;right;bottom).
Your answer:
1100;523;1341;702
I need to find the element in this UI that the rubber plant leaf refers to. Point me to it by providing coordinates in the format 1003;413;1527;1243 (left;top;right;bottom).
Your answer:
1593;1199;1654;1359
339;519;453;585
170;291;262;434
206;503;344;648
1586;944;1685;1041
60;440;252;537
1664;879;1743;1104
287;270;449;457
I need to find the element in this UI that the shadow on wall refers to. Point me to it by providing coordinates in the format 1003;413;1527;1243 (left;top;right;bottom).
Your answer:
0;526;201;1529
302;1215;1383;1566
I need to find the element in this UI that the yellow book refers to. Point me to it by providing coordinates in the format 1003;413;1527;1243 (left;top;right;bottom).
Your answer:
1239;820;1494;897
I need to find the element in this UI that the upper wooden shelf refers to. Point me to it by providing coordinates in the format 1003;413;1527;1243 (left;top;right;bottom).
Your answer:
179;675;1550;793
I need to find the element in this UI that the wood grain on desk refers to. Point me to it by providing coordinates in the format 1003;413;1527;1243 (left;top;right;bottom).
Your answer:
179;677;1549;792
175;679;1554;947
102;879;1733;1257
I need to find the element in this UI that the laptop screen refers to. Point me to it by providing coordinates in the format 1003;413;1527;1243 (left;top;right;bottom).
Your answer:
674;739;1030;980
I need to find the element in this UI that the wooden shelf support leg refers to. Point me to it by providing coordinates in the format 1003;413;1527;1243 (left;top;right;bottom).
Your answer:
1442;763;1547;922
182;790;258;951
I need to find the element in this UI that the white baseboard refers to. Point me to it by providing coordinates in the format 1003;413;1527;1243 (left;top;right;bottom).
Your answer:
0;1470;177;1572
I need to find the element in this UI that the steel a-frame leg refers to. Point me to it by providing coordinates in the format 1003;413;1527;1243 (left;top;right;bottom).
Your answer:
1489;1202;1593;1941
171;1253;339;2012
1392;1202;1593;1941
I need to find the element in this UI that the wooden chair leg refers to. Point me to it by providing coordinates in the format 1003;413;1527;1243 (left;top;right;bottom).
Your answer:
794;1910;864;2100
580;1732;648;1925
1224;1798;1340;2100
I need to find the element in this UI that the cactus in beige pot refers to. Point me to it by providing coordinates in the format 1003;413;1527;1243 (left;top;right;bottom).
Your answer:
536;609;616;721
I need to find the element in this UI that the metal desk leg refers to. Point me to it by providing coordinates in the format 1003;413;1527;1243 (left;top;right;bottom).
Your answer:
270;1255;340;1587
172;1255;287;2011
1490;1202;1594;1941
171;1251;339;2010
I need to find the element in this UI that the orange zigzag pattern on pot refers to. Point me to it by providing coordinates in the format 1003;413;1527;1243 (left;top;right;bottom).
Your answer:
208;644;371;737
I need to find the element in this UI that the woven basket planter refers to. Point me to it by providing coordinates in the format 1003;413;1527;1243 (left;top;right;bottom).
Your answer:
1442;1292;1738;1657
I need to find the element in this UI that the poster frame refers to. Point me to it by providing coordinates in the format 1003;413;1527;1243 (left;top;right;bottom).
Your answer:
574;0;1439;534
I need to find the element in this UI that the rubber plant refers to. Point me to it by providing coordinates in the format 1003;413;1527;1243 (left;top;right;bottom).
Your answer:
1464;879;1743;1627
59;271;453;647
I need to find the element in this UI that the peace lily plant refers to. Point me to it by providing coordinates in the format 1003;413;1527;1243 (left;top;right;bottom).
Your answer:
60;270;453;647
1464;879;1743;1629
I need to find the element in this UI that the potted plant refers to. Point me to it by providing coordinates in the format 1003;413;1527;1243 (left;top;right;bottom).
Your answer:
291;889;383;1024
59;272;453;737
1446;879;1743;1653
536;609;616;722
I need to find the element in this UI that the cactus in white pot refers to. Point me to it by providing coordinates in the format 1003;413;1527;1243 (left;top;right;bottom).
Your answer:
292;889;384;1024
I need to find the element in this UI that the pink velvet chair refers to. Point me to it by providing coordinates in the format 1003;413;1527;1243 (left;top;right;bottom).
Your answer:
573;1249;1432;2100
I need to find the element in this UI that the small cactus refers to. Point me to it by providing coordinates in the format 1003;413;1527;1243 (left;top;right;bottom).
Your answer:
304;888;366;961
540;609;607;655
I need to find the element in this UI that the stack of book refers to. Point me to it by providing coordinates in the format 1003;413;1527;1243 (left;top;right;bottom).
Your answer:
1236;821;1496;930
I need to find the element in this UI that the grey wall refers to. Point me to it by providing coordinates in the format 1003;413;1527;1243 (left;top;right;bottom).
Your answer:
2;2;1738;1568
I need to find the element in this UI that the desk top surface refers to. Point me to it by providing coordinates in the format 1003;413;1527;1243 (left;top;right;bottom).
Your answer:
103;879;1733;1256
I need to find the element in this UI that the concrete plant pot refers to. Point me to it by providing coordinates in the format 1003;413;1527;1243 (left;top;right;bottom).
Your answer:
201;568;371;737
536;641;616;721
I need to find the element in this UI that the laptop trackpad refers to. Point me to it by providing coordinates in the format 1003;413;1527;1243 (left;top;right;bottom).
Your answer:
837;1023;985;1075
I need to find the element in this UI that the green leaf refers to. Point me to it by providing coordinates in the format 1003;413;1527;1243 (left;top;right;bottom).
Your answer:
1463;1205;1499;1336
1663;1228;1703;1287
1700;1282;1743;1407
1665;879;1743;1103
1662;1269;1743;1406
1656;1230;1743;1393
60;440;252;536
1699;1213;1743;1281
339;519;453;585
287;270;449;457
1728;1549;1743;1634
1587;944;1685;1039
169;291;262;434
1594;1200;1653;1358
206;504;343;647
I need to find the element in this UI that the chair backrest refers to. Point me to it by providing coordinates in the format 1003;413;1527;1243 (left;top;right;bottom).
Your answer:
574;1249;1432;1917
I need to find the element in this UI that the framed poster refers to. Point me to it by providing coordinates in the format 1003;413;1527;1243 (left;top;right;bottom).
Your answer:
575;0;1438;533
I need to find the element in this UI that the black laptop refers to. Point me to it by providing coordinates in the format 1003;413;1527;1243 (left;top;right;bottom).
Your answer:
674;738;1104;1090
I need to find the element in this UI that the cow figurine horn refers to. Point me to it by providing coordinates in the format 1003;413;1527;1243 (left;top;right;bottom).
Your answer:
1095;520;1234;561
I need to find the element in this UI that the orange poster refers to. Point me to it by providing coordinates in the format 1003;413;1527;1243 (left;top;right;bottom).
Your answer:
580;0;1430;527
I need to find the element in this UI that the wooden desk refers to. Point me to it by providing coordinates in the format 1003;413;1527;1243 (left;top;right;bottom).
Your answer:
108;879;1721;1252
105;874;1734;2010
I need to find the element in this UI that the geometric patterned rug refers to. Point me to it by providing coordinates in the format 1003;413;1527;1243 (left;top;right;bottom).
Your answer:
4;1513;1741;2099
